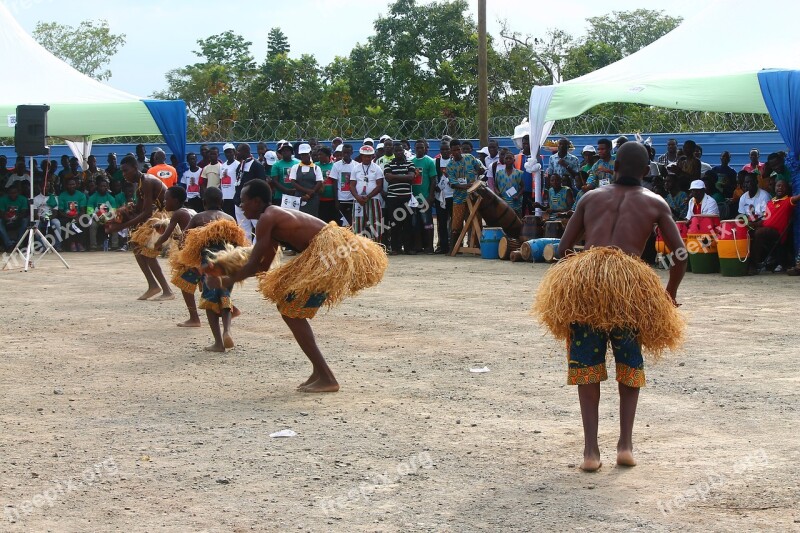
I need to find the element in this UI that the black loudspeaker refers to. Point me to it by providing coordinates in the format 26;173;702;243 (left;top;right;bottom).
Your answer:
15;104;50;156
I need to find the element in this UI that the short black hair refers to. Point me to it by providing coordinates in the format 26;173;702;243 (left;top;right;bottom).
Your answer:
120;154;138;168
450;139;462;148
203;186;223;209
242;179;272;205
167;185;186;204
597;138;612;149
342;143;353;152
318;146;331;157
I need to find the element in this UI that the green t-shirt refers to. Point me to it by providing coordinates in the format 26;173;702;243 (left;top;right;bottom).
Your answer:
318;161;335;200
88;192;117;215
0;194;29;223
57;190;87;218
270;159;299;200
411;155;437;201
107;168;124;183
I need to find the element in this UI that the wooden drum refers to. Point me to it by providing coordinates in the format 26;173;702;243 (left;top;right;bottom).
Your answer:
468;181;522;238
498;236;521;260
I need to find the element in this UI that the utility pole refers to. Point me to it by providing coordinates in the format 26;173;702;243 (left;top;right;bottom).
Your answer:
478;0;488;147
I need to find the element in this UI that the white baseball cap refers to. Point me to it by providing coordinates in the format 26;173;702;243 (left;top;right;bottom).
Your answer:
264;151;278;165
223;143;236;152
334;144;343;153
379;134;391;142
477;146;490;156
376;142;385;150
298;143;312;155
278;141;293;151
363;137;374;145
359;145;376;156
689;179;706;190
582;145;596;153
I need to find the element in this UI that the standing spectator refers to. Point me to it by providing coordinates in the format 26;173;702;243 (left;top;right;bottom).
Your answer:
767;152;791;184
219;143;240;217
546;137;580;184
749;180;800;274
6;157;31;189
481;139;501;191
494;152;525;218
435;142;453;254
349;145;384;242
263;150;277;176
664;175;689;220
384;143;416;254
181;152;203;212
198;144;211;168
514;135;536;215
87;178;117;250
376;138;395;169
148;149;178;188
710;151;738;197
82;155;105;191
330;143;356;225
32;182;61;251
270;142;299;205
675;140;701;191
446;139;483;253
57;155;72;185
741;148;766;179
331;137;344;153
657;138;679;166
105;153;124;184
56;177;87;251
135;144;150;172
289;143;323;219
580;145;596;174
585;138;614;191
233;143;266;237
200;147;222;196
0;183;29;251
411;140;437;253
317;147;338;223
686;179;720;221
256;142;269;166
738;173;771;220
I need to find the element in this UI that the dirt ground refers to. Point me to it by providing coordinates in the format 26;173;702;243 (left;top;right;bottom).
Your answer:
1;251;799;532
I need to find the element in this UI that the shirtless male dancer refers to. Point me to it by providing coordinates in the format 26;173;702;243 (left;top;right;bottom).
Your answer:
105;154;173;301
555;142;686;471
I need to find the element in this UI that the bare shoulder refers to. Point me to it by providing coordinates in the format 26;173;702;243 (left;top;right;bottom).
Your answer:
639;187;670;208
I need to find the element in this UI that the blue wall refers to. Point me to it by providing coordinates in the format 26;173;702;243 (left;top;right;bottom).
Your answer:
1;131;786;171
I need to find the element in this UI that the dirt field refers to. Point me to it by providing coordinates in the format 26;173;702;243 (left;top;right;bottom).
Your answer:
1;251;798;532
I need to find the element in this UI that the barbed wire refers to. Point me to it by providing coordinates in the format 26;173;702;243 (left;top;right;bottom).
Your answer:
0;111;777;147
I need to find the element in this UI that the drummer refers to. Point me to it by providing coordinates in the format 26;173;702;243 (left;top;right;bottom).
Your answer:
536;173;574;220
686;179;719;221
446;139;485;253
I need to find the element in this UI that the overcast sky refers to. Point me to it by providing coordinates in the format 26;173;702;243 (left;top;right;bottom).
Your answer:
5;0;702;97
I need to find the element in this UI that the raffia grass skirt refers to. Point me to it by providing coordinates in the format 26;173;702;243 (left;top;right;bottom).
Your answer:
256;222;388;311
177;219;250;269
531;246;685;360
129;212;171;258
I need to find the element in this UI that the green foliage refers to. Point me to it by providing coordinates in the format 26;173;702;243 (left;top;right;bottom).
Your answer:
585;9;682;58
32;19;126;81
267;28;290;57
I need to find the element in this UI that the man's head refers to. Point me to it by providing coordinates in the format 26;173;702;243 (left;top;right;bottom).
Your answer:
359;145;375;165
775;179;790;198
749;148;759;163
165;185;186;211
440;142;451;160
7;183;19;199
136;144;146;159
120;155;140;183
65;177;77;194
69;157;80;172
695;144;704;160
549;173;562;189
615;136;628;150
208;147;219;165
393;143;406;162
203;186;223;210
318;146;332;165
240;179;272;219
682;140;697;160
667;138;678;155
557;137;570;157
383;138;394;155
257;142;268;158
279;143;294;162
199;144;210;161
664;175;676;192
187;152;198;168
342;143;353;163
14;157;26;174
152;149;166;165
596;138;612;161
503;151;515;168
107;152;117;166
581;145;596;161
720;151;731;166
60;154;70;168
88;155;97;169
110;179;122;195
450;139;463;161
236;143;251;162
689;179;706;203
487;139;499;158
744;173;758;194
461;141;473;155
521;135;531;155
96;178;109;195
767;152;785;172
414;140;426;159
332;137;343;150
375;144;385;160
613;142;650;182
298;143;312;164
223;143;237;163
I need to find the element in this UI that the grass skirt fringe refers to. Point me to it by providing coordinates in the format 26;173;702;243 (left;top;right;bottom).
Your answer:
256;222;388;310
177;219;250;269
129;212;171;258
531;246;685;360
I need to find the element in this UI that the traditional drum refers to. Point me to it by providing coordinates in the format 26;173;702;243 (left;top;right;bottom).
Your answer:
530;238;561;262
468;181;522;238
544;219;565;238
520;215;540;242
498;236;521;260
480;227;504;260
542;242;560;263
717;218;749;277
687;214;721;274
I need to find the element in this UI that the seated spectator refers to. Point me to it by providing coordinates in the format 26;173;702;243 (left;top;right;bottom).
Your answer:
580;145;597;174
749;180;800;274
731;171;746;203
0;183;29;251
6;157;31;189
105;152;124;184
56;177;87;252
686;179;719;220
494;152;524;218
657;138;679;166
539;173;573;219
85;179;96;197
148;148;178;188
87;178;117;251
738;173;771;221
585;138;614;191
710;151;737;197
32;182;62;252
664;175;688;220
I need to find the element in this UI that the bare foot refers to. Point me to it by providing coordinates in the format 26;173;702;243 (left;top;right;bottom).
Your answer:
137;288;161;300
223;333;234;349
580;458;602;472
153;292;176;301
177;320;202;328
204;343;225;353
231;306;242;318
299;379;340;393
616;449;637;467
297;373;320;390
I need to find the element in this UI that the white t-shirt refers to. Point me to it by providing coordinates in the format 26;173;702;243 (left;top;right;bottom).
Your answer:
181;168;202;199
438;157;453;198
219;160;239;200
201;162;222;189
33;194;52;218
484;154;500;178
738;188;771;218
350;162;384;196
330;160;356;202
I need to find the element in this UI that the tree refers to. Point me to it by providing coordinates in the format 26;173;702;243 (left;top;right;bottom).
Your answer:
584;9;681;58
267;27;290;57
32;19;126;81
